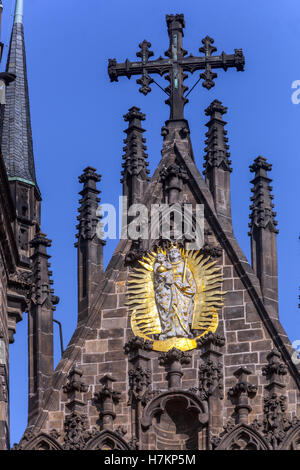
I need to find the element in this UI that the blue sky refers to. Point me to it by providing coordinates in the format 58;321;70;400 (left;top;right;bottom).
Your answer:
1;0;299;445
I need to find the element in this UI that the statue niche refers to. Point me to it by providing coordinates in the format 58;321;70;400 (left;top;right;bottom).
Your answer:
141;391;208;450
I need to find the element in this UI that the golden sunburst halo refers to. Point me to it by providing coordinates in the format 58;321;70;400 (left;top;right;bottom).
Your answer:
127;248;225;352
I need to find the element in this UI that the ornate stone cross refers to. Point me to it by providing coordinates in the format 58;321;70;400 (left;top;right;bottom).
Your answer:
108;14;245;120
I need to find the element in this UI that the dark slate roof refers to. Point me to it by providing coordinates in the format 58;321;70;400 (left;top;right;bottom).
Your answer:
1;20;36;184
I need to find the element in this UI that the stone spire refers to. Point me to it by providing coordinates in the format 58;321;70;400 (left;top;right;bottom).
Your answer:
1;0;36;184
249;156;278;234
203;99;232;226
28;232;59;425
0;0;41;266
249;156;279;318
121;106;150;206
75;167;105;323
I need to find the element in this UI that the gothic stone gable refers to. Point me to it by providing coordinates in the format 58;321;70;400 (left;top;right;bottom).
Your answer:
17;123;300;451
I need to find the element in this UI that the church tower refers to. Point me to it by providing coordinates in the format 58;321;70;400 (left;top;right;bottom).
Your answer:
0;0;41;347
1;0;41;263
6;12;300;452
0;0;59;446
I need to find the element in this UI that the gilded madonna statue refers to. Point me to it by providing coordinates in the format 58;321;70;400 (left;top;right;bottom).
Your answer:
127;245;225;352
153;248;196;340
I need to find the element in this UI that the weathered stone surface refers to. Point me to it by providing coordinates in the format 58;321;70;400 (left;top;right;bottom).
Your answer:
237;329;264;342
227;343;250;354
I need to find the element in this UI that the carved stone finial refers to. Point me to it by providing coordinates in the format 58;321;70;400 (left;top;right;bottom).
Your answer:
63;367;88;413
78;166;101;185
197;331;225;349
159;162;188;183
203;99;232;174
121;106;150;191
76;167;102;243
250;155;272;173
262;349;287;393
63;367;88;394
228;367;257;424
27;230;59;420
124;336;153;355
95;375;121;402
159;348;192;367
249;156;278;234
229;367;257;397
30;232;59;309
93;375;121;430
262;350;288;378
205;98;227;117
124;105;146;123
159;348;191;389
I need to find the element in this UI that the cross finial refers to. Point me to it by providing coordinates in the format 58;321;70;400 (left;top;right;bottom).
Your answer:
108;14;245;121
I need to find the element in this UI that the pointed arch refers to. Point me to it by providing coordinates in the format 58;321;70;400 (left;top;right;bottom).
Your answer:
22;433;63;450
214;424;271;450
279;423;300;450
84;430;130;450
140;390;208;450
141;390;208;431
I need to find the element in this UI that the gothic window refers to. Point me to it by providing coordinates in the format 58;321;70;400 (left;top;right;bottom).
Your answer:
98;437;123;450
84;430;130;450
214;424;270;450
35;441;54;450
229;430;261;450
279;423;300;450
21;434;62;451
